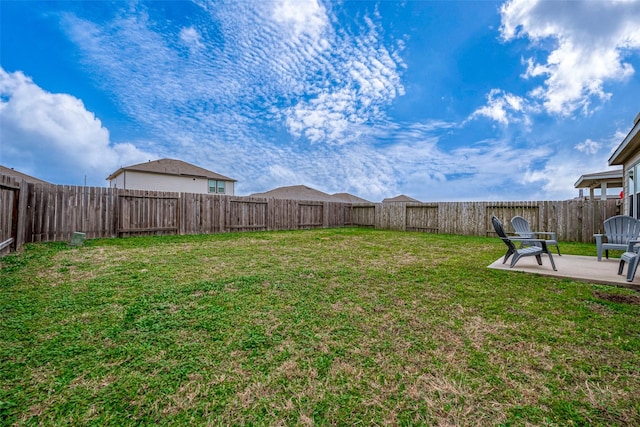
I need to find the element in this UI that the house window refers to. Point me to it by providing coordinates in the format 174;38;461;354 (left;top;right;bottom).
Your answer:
208;180;226;194
629;166;638;218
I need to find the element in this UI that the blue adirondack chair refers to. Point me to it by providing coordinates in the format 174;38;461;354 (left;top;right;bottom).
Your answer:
594;215;640;261
618;239;640;282
492;216;557;271
511;216;561;256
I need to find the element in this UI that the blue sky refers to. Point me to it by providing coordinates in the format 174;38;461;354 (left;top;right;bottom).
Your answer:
1;0;639;201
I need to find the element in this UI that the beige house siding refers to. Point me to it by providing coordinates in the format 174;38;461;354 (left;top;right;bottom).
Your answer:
109;170;234;194
623;152;640;216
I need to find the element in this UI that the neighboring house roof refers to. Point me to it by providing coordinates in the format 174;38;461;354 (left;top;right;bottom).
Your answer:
106;158;236;181
331;193;371;203
574;169;623;189
250;186;372;203
0;165;50;184
250;185;336;202
609;113;640;166
382;194;421;203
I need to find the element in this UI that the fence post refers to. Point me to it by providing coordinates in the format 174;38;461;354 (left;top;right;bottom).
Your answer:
13;179;28;251
113;189;120;238
9;182;19;251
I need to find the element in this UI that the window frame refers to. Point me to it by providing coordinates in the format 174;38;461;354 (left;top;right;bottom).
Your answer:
628;163;639;218
208;179;226;194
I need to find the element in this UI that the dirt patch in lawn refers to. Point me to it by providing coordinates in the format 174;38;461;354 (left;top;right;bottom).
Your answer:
594;291;640;305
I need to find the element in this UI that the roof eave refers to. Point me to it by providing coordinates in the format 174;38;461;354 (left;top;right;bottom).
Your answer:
106;168;124;181
574;169;623;188
609;119;640;166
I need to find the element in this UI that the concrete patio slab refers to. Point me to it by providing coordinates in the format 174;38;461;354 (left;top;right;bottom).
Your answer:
488;254;640;291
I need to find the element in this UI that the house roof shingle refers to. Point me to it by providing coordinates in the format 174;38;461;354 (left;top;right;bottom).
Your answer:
250;185;336;202
331;192;371;203
250;186;371;203
382;194;421;203
106;158;236;181
0;165;50;184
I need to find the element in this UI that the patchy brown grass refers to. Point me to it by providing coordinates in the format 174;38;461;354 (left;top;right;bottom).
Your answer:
1;229;639;426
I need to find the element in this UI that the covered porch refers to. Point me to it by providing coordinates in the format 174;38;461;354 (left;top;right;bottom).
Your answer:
574;169;623;200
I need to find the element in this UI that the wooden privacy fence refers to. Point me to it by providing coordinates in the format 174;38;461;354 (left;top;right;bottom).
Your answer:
352;200;620;242
0;176;621;255
1;180;354;249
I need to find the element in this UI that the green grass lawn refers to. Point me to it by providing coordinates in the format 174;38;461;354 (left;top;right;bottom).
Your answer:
1;228;639;426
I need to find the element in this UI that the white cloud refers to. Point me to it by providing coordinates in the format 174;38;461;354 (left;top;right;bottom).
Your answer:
179;26;204;50
60;0;404;147
0;67;153;185
469;89;530;125
522;159;609;200
282;24;406;143
272;0;328;40
574;139;601;155
521;128;631;199
268;164;300;184
500;0;640;116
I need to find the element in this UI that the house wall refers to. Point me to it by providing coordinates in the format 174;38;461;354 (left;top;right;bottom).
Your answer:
612;116;640;216
623;151;640;215
109;171;234;195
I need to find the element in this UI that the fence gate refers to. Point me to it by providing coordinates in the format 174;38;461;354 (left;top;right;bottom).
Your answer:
117;191;180;237
351;205;375;227
228;200;267;232
406;204;439;232
0;177;20;255
299;203;323;229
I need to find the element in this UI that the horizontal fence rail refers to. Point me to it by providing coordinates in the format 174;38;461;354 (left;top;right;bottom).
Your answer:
0;174;621;255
